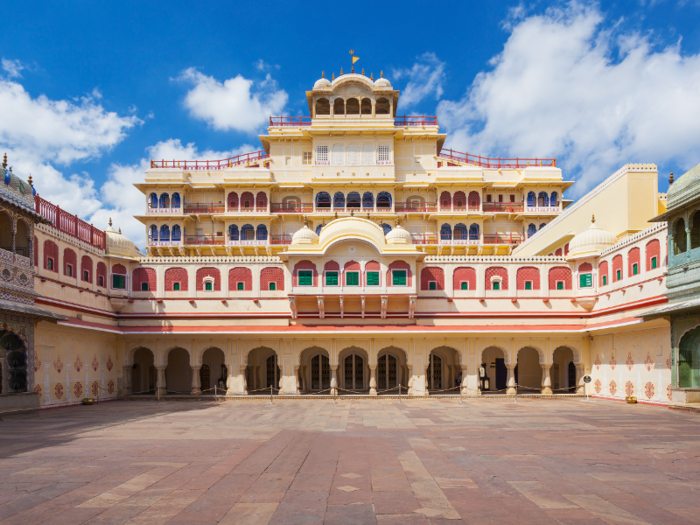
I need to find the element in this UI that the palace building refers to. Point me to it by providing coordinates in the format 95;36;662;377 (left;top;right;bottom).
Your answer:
2;70;688;410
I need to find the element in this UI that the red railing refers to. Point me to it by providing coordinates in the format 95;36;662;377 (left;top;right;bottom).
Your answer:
394;116;438;126
35;195;106;250
411;234;438;245
184;235;226;246
271;203;314;213
396;202;438;213
150;150;269;170
184;204;226;214
270;235;293;245
269;116;313;127
482;202;524;213
483;233;523;245
438;148;556;169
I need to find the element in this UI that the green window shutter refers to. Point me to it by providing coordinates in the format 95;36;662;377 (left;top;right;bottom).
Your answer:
236;282;244;290
429;281;436;290
525;281;532;290
392;270;407;286
299;270;313;286
269;282;276;291
112;274;126;289
633;263;638;275
651;257;657;269
461;281;468;290
141;282;149;291
366;271;379;286
326;271;338;286
493;282;500;291
580;273;592;288
603;275;607;286
206;282;213;291
616;270;621;281
173;282;180;291
557;281;564;290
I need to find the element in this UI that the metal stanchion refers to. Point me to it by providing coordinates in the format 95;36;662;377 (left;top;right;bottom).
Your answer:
270;385;273;405
214;385;217;405
398;383;401;404
514;383;518;403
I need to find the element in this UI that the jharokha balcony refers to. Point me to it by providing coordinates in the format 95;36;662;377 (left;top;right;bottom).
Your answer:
437;148;557;169
268;116;437;127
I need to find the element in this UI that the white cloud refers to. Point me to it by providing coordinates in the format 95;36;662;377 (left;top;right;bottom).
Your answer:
2;59;25;78
437;2;700;195
179;68;288;133
394;52;446;109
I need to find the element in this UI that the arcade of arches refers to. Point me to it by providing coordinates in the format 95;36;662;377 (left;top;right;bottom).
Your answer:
122;339;585;397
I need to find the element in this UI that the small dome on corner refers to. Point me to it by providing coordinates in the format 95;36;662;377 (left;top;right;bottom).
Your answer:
374;77;392;89
567;216;616;259
313;77;332;90
385;224;411;245
292;225;319;244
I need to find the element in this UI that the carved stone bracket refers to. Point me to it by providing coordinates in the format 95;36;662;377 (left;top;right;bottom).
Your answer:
317;296;325;319
380;296;388;319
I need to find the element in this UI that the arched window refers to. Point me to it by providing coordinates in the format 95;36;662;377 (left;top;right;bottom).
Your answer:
81;255;93;283
347;192;361;208
527;191;536;206
333;192;345;208
527;223;537;236
228;224;239;241
96;262;107;288
0;211;11;252
256;224;268;241
468;191;480;209
149;225;158;242
453;191;466;209
362;192;374;208
241;224;254;241
333;98;345;115
675;218;687;254
550;192;558;206
346;97;359;114
159;193;170;209
376;97;390;115
469;223;480;240
454;223;467;240
382;223;392;235
691;211;700;250
159;225;170;241
255;191;268;209
172;225;181;241
361;98;372;115
539;223;547;230
407;195;425;211
315;191;331;208
377;191;392;208
149;193;157;208
15;219;28;256
240;192;254;209
227;192;239;209
440;223;452;240
538;191;549;207
171;192;181;208
440;191;452;209
315;98;330;115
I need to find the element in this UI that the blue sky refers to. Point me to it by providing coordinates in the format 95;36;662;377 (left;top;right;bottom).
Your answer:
1;0;700;247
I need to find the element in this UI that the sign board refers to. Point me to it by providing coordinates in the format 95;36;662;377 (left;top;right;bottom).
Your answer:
583;375;592;384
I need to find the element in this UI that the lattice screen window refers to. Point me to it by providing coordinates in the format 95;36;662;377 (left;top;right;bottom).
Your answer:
347;146;360;165
316;145;328;163
332;145;344;165
378;145;390;163
362;146;375;165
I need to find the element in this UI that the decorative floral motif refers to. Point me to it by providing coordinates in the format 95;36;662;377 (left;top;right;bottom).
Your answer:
53;355;63;374
594;355;601;370
106;356;113;372
91;381;99;397
107;380;115;395
644;353;654;372
91;355;99;372
54;383;64;399
73;381;83;398
74;355;83;373
609;354;617;371
667;384;673;401
34;384;42;396
625;381;634;397
594;379;602;393
609;380;617;396
666;354;672;370
645;382;655;399
626;352;635;372
34;351;41;373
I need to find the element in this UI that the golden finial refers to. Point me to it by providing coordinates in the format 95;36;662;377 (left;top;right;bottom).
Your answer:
2;153;6;169
669;172;674;185
321;71;325;78
367;213;370;219
27;174;33;185
362;68;365;76
332;72;335;80
340;67;343;75
350;208;355;216
303;215;309;227
370;72;374;80
380;70;384;78
118;227;122;234
108;217;112;227
592;214;595;224
334;212;338;220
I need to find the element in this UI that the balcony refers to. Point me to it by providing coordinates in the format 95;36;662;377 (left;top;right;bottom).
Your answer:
482;202;524;213
394;116;438;126
150;150;269;170
436;204;481;213
269;116;312;127
184;204;226;214
438;148;556;169
396;202;438;213
412;234;438;245
147;239;182;247
147;204;182;214
271;203;314;214
35;195;106;250
523;204;560;213
270;235;292;245
483;233;523;245
184;235;226;246
440;237;480;245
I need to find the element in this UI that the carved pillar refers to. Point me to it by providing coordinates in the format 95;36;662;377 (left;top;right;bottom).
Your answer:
506;365;516;395
242;365;248;394
369;365;377;396
191;366;202;395
576;364;585;395
541;364;553;395
461;364;469;395
121;365;132;396
425;364;431;396
155;366;166;397
407;365;414;396
330;365;338;396
295;365;301;395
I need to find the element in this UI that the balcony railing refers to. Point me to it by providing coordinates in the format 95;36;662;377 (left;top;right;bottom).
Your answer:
184;235;226;246
483;233;523;245
35;195;106;250
482;202;524;213
440;237;480;245
184;204;226;214
150;150;269;170
412;234;438;245
396;202;438;213
271;203;314;214
524;204;560;213
147;239;182;246
147;204;182;213
270;235;292;245
269;116;312;127
394;116;438;126
228;238;268;246
438;148;556;169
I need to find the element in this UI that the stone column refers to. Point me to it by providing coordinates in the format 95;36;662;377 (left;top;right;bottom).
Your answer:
461;364;470;395
407;365;414;396
330;365;338;396
541;364;553;395
121;365;132;396
576;364;585;395
369;366;377;396
191;366;202;395
155;366;166;397
425;365;431;396
295;365;301;395
506;365;517;395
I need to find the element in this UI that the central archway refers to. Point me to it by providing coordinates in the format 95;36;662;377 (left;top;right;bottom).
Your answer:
299;346;330;392
131;347;155;395
338;346;368;393
246;346;279;393
201;347;226;393
376;346;408;394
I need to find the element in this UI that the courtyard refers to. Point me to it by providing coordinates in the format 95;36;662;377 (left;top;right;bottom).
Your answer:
0;399;699;524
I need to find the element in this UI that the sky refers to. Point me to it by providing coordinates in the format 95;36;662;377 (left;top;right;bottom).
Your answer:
1;0;700;249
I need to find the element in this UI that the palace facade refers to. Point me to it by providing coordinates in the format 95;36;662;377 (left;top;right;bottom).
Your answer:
6;71;686;408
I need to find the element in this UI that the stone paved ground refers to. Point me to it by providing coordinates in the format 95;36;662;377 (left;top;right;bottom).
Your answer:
1;399;700;525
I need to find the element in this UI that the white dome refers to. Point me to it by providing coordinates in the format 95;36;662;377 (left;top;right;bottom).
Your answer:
385;225;411;245
105;224;141;259
567;217;617;259
313;77;331;90
374;77;392;89
292;225;319;244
